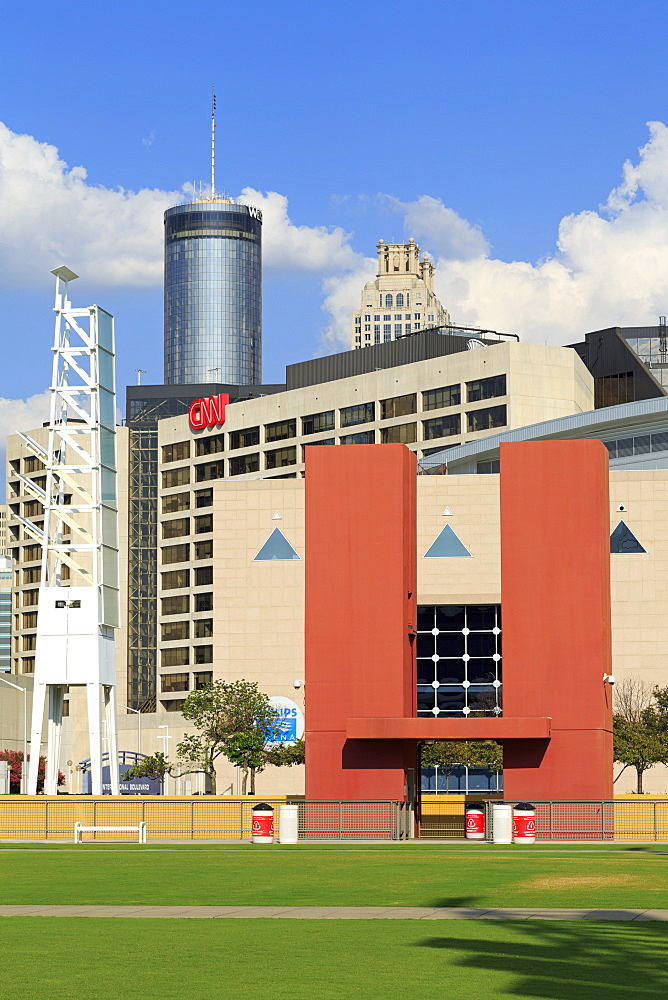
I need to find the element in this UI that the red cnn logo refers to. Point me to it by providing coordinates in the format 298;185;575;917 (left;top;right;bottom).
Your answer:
189;393;230;430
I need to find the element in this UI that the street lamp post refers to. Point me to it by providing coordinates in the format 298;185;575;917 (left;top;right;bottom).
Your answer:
157;724;171;795
119;704;141;757
0;676;27;794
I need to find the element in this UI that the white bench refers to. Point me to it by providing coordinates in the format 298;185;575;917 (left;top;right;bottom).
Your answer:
74;821;147;844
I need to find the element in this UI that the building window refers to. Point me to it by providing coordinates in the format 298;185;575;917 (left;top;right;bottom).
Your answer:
364;314;371;322
374;315;380;322
381;422;417;444
23;590;39;607
22;612;38;629
194;592;213;612
265;446;297;470
195;460;224;482
161;620;189;641
340;431;375;445
476;460;500;474
162;492;190;514
194;514;213;534
22;634;36;651
404;325;411;334
394;324;402;335
265;419;296;443
423;414;461;440
340;402;375;427
22;657;35;674
194;671;213;689
380;393;417;419
161;672;189;692
194;619;213;638
467;405;507;433
194;540;213;560
161;647;189;668
23;567;41;584
302;411;335;435
195;488;213;508
383;324;391;336
195;434;225;457
595;372;635;408
161;569;190;590
162;441;190;463
194;645;213;664
24;456;44;473
23;544;41;562
466;374;507;403
423;384;461;411
23;500;43;518
162;595;189;615
229;426;260;450
396;293;404;307
385;294;393;307
161;699;186;713
364;325;370;332
194;566;213;587
416;604;502;719
162;543;189;565
162;466;190;489
230;454;260;476
162;518;190;539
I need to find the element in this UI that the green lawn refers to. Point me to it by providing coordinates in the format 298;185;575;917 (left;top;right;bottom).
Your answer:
1;917;666;1000
0;844;665;909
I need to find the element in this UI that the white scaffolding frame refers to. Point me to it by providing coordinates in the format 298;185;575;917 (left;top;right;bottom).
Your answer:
27;267;120;796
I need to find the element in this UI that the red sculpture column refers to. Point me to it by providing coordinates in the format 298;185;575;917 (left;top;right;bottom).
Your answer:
500;440;614;801
304;444;417;799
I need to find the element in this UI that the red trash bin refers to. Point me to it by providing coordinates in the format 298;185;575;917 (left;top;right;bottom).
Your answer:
252;803;274;843
465;802;485;840
512;802;536;844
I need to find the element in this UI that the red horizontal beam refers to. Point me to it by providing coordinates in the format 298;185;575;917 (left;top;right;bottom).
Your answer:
346;717;552;741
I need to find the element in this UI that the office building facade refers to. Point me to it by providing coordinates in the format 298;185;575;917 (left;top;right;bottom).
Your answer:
352;239;450;349
164;200;262;386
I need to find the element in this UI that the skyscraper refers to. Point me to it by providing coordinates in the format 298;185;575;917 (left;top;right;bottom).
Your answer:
163;199;262;385
352;239;450;349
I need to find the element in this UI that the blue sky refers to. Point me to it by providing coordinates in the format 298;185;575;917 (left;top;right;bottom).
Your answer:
1;0;668;431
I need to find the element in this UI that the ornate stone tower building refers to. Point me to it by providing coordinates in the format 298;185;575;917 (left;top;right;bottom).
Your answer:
352;239;450;349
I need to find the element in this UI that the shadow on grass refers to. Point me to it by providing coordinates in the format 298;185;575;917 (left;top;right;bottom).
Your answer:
414;921;668;999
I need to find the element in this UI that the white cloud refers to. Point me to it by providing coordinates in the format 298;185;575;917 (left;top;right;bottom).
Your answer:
0;124;365;292
0;390;51;479
238;188;361;273
319;258;377;353
381;194;490;261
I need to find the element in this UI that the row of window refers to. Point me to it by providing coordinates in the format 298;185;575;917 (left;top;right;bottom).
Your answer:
162;540;213;565
162;567;212;590
162;645;213;666
162;406;509;484
160;377;508;471
162;593;212;615
162;618;213;641
162;489;212;514
161;671;213;694
163;514;212;539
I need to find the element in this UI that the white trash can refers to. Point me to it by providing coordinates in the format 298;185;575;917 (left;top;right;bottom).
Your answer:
491;803;513;845
279;804;299;844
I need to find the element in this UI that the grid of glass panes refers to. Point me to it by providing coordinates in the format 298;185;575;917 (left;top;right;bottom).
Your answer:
421;765;503;794
622;329;668;390
416;605;501;717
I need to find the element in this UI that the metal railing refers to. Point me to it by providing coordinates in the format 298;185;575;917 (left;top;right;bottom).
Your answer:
0;798;411;841
419;798;668;841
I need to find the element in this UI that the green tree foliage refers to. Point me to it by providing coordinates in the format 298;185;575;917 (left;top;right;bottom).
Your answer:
265;738;305;768
420;741;502;781
122;680;289;794
613;714;668;794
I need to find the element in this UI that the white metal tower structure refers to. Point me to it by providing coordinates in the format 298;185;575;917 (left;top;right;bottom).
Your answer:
27;267;120;795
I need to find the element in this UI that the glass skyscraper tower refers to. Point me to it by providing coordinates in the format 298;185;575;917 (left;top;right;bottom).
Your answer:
163;199;262;385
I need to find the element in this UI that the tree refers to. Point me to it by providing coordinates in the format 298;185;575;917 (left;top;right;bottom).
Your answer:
122;680;284;794
265;738;305;768
614;677;655;723
613;714;668;794
0;750;65;793
420;741;503;787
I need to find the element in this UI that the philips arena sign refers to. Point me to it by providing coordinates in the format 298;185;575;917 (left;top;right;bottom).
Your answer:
188;392;230;430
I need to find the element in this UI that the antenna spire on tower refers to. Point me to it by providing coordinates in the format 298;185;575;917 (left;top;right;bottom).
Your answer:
211;85;217;199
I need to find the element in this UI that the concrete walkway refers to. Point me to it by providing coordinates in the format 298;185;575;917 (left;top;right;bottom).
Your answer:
0;905;666;920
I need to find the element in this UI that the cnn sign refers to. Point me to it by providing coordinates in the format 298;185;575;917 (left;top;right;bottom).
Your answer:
189;393;230;430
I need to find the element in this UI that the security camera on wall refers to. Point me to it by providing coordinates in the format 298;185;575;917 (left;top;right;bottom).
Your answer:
293;680;303;689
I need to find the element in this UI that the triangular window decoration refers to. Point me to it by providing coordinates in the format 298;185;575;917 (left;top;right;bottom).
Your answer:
610;520;646;554
253;527;300;561
424;524;472;558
